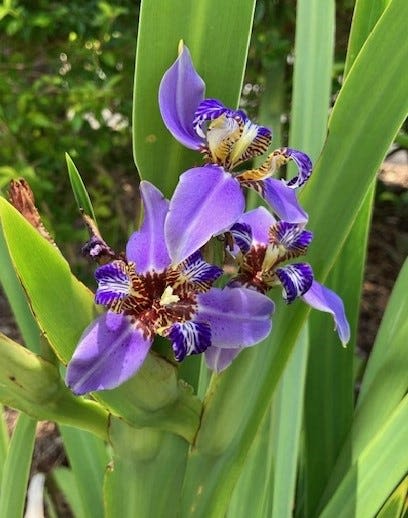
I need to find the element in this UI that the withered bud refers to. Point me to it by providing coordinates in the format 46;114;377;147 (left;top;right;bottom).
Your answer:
81;212;116;264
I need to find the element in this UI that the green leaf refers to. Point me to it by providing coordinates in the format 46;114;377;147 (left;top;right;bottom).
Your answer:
0;228;41;353
65;153;96;221
376;476;408;518
319;396;408;518
0;331;108;440
60;426;108;518
0;413;36;518
52;467;86;518
181;0;408;514
104;418;188;518
133;0;256;196
0;405;9;487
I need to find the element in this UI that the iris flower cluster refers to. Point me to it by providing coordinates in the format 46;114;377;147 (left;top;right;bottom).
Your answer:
66;44;350;395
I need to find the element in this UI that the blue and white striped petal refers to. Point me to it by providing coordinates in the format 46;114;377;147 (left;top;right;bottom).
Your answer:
269;221;313;259
179;251;223;291
275;263;314;304
167;321;212;361
193;98;246;137
94;260;130;306
284;148;313;189
230;222;253;254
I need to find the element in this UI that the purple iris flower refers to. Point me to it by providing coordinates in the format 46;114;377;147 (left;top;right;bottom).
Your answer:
228;207;350;345
66;181;275;394
159;43;312;263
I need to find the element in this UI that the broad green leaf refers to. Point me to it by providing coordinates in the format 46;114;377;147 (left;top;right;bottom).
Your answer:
0;413;36;518
0;331;108;440
0;228;40;353
60;426;108;518
319;396;408;518
52;467;86;518
0;405;9;486
65;153;96;221
319;259;408;509
304;0;391;511
104;418;188;518
133;0;256;196
0;198;201;441
181;1;408;514
377;476;408;518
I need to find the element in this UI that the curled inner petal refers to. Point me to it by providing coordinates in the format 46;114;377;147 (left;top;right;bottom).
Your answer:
264;221;313;267
175;251;223;292
167;321;211;361
229;222;253;254
275;263;314;303
193;98;245;137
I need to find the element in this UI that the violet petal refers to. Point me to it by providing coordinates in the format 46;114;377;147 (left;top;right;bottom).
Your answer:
126;181;171;274
165;165;245;264
258;177;308;224
238;207;276;245
66;312;152;395
159;44;204;149
204;346;242;372
196;287;274;349
302;281;350;345
167;321;211;361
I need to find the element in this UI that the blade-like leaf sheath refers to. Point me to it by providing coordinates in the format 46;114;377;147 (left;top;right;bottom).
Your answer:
181;0;408;514
319;397;408;518
104;418;188;518
66;153;96;221
305;0;394;512
0;199;201;442
133;0;256;196
0;331;108;440
0;413;36;518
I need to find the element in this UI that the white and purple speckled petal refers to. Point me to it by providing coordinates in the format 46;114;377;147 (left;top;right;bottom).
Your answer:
276;263;314;304
65;312;152;395
193;98;245;137
126;181;171;274
159;44;205;149
180;251;223;286
196;287;274;349
167;321;211;361
302;281;350;346
204;346;242;372
165;165;244;264
94;260;130;306
229;222;252;254
284;149;313;189
269;221;313;257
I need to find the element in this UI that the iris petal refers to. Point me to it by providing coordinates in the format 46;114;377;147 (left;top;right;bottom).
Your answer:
302;281;350;345
284;148;313;189
65;312;152;395
204;346;241;373
95;260;130;306
196;287;274;349
126;181;171;274
167;321;211;361
159;44;205;149
165;165;244;264
178;251;223;290
237;207;276;245
276;263;314;303
229;222;253;254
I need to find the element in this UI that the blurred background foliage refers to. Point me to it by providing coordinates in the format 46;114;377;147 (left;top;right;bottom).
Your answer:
0;0;405;278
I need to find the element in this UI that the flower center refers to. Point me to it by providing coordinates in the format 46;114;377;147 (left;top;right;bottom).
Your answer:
159;286;180;306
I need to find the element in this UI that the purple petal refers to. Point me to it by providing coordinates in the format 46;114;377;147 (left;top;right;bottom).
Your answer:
269;221;313;259
196;287;274;349
276;263;314;303
302;281;350;345
165;165;245;264
204;346;241;372
66;312;152;395
238;207;276;245
179;251;223;288
229;222;252;254
258;178;308;224
193;98;244;137
284;148;313;189
95;260;130;306
126;181;171;274
159;44;204;149
167;321;211;361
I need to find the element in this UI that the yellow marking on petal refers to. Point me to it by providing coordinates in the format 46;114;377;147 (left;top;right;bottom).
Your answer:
178;39;184;55
207;115;240;165
230;121;260;166
159;286;180;306
236;149;290;182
